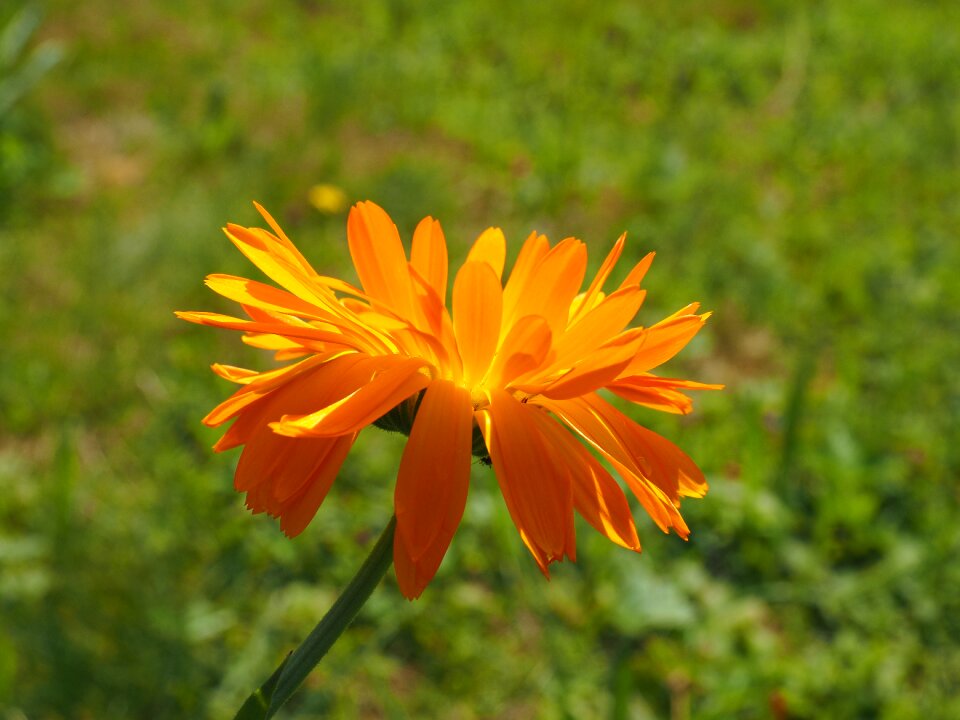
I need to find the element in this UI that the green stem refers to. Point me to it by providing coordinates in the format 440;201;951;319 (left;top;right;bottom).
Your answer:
234;516;396;720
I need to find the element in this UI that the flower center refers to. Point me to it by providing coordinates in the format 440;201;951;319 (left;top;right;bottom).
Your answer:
469;386;489;411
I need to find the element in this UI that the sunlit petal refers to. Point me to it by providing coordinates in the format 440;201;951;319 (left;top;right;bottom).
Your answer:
467;227;506;279
347;201;419;322
487;315;552;388
271;357;430;437
411;216;448;302
620;311;711;375
528;409;640;551
478;390;574;570
505;238;587;338
394;380;473;598
453;262;502;386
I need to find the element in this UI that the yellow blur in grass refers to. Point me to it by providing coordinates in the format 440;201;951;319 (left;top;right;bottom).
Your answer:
308;184;349;214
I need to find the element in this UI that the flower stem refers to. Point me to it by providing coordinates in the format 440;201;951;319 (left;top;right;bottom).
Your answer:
234;516;396;720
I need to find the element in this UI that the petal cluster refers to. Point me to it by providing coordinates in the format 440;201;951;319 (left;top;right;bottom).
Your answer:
177;201;721;598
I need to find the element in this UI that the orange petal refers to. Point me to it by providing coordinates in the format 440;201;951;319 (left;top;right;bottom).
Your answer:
216;353;371;453
211;364;260;384
234;429;291;493
467;227;506;279
570;233;626;323
231;362;361;494
452;262;503;385
204;353;341;427
205;274;329;321
411;216;448;303
271;348;312;361
340;300;409;331
213;410;263;453
347;201;419;322
515;328;644;401
175;310;358;350
608;374;724;415
618;251;655;290
277;433;356;537
408;265;462;381
386;320;454;372
501;231;549;334
406;265;443;333
606;454;690;537
569;393;703;500
624;420;708;499
240;333;304;351
253;202;315;271
394;516;473;598
243;479;283;517
505;238;587;339
621;311;711;375
619;375;726;393
608;385;695;414
224;224;330;307
529;410;640;551
272;433;352;502
487;315;552;388
535;394;702;536
237;428;355;537
238;304;363;356
408;264;457;345
271;357;430;437
477;390;574;571
394;379;473;598
552;285;646;367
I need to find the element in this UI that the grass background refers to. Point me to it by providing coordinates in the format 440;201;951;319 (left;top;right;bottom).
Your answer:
2;0;958;717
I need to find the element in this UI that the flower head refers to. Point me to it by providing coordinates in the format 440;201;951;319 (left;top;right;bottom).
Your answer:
177;201;721;598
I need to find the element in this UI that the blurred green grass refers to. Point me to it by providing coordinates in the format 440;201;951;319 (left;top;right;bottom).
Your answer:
1;0;958;717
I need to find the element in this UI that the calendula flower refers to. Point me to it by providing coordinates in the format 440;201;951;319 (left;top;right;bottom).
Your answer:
308;183;349;214
177;201;721;598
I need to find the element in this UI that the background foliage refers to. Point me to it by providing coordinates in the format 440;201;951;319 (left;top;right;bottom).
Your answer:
2;0;958;717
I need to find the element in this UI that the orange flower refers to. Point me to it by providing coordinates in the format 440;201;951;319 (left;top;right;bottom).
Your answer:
177;201;721;598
